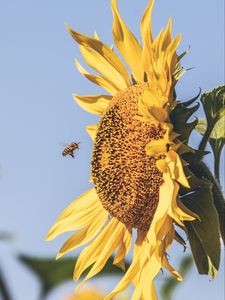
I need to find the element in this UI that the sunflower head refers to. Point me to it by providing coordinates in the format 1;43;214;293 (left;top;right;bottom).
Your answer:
91;84;166;231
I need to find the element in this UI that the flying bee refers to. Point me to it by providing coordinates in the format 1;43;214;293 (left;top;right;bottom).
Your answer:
62;142;80;158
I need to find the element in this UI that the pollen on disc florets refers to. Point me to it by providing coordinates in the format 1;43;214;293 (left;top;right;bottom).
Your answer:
91;84;165;231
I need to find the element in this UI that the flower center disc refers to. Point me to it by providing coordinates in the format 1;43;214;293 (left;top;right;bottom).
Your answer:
91;85;164;231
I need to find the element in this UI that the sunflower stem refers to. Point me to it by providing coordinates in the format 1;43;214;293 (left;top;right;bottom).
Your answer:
214;150;221;185
198;123;214;151
0;267;12;300
190;161;225;245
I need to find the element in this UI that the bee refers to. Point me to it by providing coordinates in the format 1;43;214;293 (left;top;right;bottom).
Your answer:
62;142;80;158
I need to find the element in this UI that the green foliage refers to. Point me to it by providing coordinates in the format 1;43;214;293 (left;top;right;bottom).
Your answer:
160;255;193;300
196;117;225;181
0;268;12;300
181;188;221;278
196;117;225;139
174;46;191;80
170;90;201;142
200;86;225;126
198;85;225;152
0;232;14;242
174;230;187;251
19;255;125;297
188;161;225;245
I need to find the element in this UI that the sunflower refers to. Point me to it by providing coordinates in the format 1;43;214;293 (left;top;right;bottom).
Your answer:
66;288;104;300
47;0;197;299
66;287;128;300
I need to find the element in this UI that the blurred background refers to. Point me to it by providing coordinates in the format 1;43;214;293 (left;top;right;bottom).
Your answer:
0;0;224;299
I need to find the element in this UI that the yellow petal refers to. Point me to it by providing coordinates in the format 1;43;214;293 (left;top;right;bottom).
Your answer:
111;0;142;81
146;173;174;249
149;106;168;122
74;218;119;280
156;159;168;173
73;94;112;115
94;31;114;50
57;188;97;220
104;252;140;300
140;0;154;80
67;24;130;87
167;181;194;225
46;189;101;240
80;45;128;91
79;221;125;285
159;227;183;281
86;124;98;141
174;153;190;188
162;17;172;51
166;34;182;74
141;0;154;46
113;227;132;270
138;88;168;121
94;31;100;40
47;201;102;240
141;257;160;300
167;151;190;188
163;255;183;281
75;59;118;95
56;210;108;259
67;289;103;300
146;139;168;156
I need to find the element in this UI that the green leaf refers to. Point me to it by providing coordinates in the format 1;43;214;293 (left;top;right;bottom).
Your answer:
183;88;201;107
184;223;210;274
196;117;225;182
211;117;225;139
196;117;225;139
198;85;225;151
0;267;12;300
160;255;193;300
174;46;192;80
19;255;126;296
201;85;225;125
170;91;201;142
196;118;207;136
177;46;191;63
188;161;225;245
181;188;221;278
0;232;14;242
174;230;187;251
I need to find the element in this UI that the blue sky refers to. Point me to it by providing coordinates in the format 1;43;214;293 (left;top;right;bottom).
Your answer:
0;0;224;299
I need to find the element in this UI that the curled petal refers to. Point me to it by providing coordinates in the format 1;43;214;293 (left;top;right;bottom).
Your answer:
74;218;120;281
113;226;132;270
56;210;108;259
86;124;98;141
112;0;142;81
75;59;118;94
73;94;112;115
46;189;101;240
67;24;130;87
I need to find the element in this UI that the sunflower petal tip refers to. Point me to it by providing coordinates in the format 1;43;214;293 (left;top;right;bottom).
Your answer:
45;230;53;241
111;0;117;8
56;253;62;260
45;235;50;241
178;275;183;281
65;23;71;32
73;269;80;282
